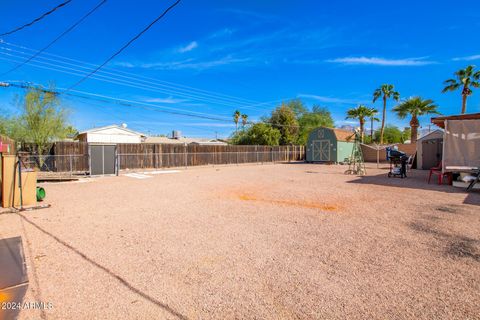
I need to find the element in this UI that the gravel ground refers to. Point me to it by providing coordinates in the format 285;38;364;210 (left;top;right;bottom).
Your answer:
1;163;479;320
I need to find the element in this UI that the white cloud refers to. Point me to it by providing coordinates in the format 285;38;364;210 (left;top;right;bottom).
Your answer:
143;97;188;104
326;56;436;66
297;94;365;105
114;61;136;68
452;54;480;61
178;41;198;53
208;28;235;39
126;56;250;71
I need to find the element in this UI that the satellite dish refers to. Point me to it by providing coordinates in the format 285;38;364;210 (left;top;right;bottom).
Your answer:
121;123;127;128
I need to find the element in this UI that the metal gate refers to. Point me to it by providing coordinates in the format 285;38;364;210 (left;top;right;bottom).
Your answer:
90;145;116;175
422;139;443;169
312;140;330;161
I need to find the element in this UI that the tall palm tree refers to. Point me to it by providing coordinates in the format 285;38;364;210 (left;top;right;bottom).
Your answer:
442;65;480;114
241;113;248;129
392;97;439;144
373;84;400;144
346;105;371;143
368;108;379;142
233;110;241;133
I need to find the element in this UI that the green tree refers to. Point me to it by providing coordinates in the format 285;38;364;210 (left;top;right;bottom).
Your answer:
233;110;241;133
373;84;400;144
18;86;71;155
392;96;439;144
402;127;411;143
346;105;374;143
269;103;299;145
231;123;280;145
374;125;403;144
442;65;480;114
241;113;248;129
297;105;334;145
368;108;379;143
286;98;308;118
64;125;79;138
0;86;75;154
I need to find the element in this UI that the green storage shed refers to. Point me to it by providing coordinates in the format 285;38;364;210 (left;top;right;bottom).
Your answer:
306;127;355;163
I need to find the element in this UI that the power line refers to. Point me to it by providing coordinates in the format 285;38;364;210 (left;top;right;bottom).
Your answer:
0;51;256;111
0;54;238;119
0;0;73;37
0;81;231;121
67;0;181;91
0;39;282;110
0;45;286;113
0;81;300;128
1;0;107;76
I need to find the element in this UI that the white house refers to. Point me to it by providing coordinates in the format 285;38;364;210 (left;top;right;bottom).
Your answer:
76;124;146;144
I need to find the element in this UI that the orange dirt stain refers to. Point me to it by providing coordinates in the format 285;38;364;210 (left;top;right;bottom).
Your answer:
237;193;338;211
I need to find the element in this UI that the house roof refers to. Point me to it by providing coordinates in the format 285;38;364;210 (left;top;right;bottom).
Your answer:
143;136;227;145
417;129;443;141
331;128;355;142
431;113;480;128
78;125;146;137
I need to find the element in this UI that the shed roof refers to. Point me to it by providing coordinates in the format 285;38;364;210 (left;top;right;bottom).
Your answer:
417;129;443;141
431;113;480;128
332;128;355;142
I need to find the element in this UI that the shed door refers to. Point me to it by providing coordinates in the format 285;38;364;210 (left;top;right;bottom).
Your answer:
422;139;442;169
312;140;330;161
90;145;116;175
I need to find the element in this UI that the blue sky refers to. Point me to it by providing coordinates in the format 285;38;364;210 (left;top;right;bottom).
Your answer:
1;0;480;138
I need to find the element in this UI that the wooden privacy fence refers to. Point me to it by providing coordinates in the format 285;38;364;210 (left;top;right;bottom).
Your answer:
117;144;305;169
22;142;305;173
361;143;417;163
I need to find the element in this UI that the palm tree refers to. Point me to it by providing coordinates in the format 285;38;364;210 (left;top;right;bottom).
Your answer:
373;84;400;144
368;108;379;143
346;105;371;143
241;114;248;129
442;65;480;114
233;110;241;133
392;97;439;144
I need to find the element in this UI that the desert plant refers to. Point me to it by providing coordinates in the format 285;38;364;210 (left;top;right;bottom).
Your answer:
393;97;439;143
442;65;480;114
373;84;400;144
346;105;371;143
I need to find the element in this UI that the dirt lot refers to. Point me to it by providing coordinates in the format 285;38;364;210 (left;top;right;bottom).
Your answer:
1;163;479;319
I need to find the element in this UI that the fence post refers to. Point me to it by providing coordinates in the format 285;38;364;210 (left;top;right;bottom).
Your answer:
271;148;274;164
69;154;73;176
117;153;120;176
184;143;188;169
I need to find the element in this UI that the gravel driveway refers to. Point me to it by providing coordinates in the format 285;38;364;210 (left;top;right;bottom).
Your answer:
1;163;479;319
